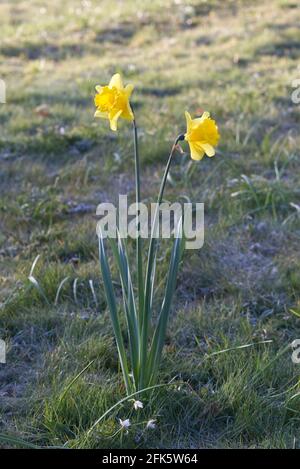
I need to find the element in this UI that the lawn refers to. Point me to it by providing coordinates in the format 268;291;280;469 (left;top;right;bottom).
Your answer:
0;0;300;449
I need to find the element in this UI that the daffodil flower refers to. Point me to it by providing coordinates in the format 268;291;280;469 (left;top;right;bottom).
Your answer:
184;110;220;160
94;73;134;131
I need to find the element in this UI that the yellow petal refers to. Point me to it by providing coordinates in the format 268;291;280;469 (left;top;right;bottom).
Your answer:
189;142;205;161
109;109;122;131
121;99;134;120
125;83;134;97
94;110;108;118
109;73;123;90
201;143;215;157
201;111;210;120
95;85;103;93
185;111;193;133
191;112;210;128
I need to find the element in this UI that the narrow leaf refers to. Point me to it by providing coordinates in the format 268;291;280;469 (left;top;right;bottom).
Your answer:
98;233;131;394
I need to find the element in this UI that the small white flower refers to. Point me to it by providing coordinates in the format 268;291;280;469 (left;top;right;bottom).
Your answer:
133;400;143;410
146;419;156;430
119;418;131;431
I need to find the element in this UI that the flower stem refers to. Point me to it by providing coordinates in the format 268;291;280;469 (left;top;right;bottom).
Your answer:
140;134;184;389
132;117;144;333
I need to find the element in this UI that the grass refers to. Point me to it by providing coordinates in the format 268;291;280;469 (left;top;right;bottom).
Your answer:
0;0;300;449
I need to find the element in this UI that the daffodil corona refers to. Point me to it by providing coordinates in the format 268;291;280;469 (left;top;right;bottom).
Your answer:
184;111;220;160
94;73;134;131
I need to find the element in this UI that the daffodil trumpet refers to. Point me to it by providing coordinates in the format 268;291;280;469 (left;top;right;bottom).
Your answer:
95;74;219;394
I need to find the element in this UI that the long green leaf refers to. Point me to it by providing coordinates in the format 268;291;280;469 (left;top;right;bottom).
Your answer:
109;234;140;388
147;218;185;385
98;234;131;394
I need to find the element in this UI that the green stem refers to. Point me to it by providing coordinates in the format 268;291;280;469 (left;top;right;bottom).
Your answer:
139;134;184;389
132;117;144;333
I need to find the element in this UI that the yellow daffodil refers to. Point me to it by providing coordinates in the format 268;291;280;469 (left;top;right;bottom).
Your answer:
94;73;134;131
184;111;220;161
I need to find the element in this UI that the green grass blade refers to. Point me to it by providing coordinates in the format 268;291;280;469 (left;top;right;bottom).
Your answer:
0;434;42;449
290;308;300;318
57;359;95;408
